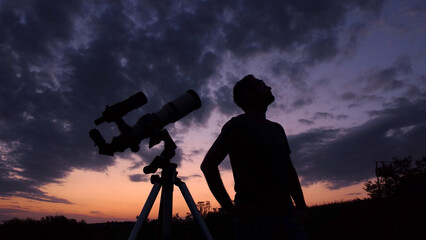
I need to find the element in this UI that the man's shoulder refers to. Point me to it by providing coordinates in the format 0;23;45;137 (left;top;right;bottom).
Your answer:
222;114;245;130
228;114;247;123
266;119;284;129
225;114;284;128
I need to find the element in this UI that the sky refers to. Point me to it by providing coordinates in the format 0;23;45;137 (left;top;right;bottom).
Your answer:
0;0;425;223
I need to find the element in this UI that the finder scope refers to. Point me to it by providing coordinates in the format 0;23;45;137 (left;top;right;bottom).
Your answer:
95;91;148;125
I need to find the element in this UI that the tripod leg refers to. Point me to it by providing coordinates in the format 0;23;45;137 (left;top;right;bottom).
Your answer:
157;179;174;239
177;181;214;240
128;181;161;240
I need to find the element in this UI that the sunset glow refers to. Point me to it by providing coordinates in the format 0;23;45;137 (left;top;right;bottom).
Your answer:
1;0;425;224
2;158;369;223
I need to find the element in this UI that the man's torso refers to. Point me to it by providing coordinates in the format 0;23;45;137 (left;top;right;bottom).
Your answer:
220;114;293;207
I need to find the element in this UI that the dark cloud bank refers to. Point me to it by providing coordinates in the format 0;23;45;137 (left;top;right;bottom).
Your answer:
290;97;426;188
2;0;423;204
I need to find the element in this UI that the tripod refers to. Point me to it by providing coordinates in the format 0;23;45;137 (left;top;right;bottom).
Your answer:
128;130;213;240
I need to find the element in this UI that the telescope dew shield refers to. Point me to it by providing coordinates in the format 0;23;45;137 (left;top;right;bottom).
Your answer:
95;91;148;125
154;90;202;126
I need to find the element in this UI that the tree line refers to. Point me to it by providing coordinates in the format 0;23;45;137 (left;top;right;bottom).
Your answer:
364;156;426;198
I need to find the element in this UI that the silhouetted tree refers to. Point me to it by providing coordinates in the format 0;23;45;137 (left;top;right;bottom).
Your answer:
196;201;211;217
364;156;426;198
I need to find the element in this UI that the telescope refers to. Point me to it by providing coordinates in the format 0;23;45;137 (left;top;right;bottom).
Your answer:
89;90;202;157
89;89;213;240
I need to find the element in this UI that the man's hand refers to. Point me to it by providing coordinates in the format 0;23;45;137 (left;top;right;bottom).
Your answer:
227;204;260;218
293;209;309;225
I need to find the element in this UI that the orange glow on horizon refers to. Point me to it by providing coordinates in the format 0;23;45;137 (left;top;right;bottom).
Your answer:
1;157;369;223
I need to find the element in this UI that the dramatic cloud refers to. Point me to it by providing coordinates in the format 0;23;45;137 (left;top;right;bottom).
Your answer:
8;0;425;206
128;174;150;183
358;56;412;93
291;96;314;110
336;115;349;120
313;112;334;120
298;119;315;126
290;97;426;189
179;174;202;182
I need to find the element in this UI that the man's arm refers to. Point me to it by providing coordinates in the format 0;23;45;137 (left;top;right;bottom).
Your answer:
200;139;234;211
287;156;307;211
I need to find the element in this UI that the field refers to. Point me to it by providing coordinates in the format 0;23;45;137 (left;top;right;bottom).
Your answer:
1;196;424;240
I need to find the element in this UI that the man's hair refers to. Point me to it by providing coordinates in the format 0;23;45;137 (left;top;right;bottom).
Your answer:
233;74;256;111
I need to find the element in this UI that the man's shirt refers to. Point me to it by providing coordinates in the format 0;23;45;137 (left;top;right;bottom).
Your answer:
214;114;294;208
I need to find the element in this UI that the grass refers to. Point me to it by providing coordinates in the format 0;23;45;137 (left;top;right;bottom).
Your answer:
1;196;424;240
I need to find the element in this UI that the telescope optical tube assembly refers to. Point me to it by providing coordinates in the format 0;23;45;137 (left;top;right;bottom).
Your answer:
90;90;202;156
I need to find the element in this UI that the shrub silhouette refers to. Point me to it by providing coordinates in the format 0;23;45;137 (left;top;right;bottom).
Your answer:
0;215;88;240
364;156;426;198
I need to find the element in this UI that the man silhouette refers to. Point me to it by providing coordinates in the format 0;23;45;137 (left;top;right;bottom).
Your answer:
201;75;309;239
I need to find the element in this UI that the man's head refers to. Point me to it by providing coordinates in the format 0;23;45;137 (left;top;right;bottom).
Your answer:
233;74;275;112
